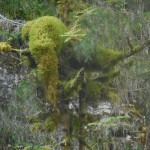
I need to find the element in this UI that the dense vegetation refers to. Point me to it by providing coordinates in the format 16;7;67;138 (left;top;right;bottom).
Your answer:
0;0;150;150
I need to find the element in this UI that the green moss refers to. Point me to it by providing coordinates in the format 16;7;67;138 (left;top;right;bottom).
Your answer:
0;42;12;52
95;46;123;68
21;20;34;41
41;146;52;150
44;116;58;132
22;56;31;67
31;122;42;132
21;16;67;109
29;16;67;55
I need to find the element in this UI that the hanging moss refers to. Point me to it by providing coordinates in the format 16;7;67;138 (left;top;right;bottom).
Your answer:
0;42;12;52
21;16;67;109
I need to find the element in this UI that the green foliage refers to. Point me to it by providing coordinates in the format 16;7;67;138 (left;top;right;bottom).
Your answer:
88;116;130;129
0;29;20;42
62;68;84;97
86;81;102;102
0;78;46;149
72;7;147;65
0;0;56;20
103;0;127;10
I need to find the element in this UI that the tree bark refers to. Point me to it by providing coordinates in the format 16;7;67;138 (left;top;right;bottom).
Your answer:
79;69;87;150
62;100;71;150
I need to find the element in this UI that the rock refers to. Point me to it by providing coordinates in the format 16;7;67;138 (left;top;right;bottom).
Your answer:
0;52;27;105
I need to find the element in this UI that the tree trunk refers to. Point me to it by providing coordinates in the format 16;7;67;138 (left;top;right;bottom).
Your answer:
79;70;87;150
62;100;71;150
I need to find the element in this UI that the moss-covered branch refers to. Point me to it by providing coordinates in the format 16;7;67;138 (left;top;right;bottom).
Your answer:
0;42;36;68
67;39;150;72
104;39;150;70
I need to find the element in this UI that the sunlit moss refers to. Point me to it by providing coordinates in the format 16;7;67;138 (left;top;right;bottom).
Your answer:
41;146;52;150
29;16;67;55
0;42;12;52
21;20;34;41
21;16;67;109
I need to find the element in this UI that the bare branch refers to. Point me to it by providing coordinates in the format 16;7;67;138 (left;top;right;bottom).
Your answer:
0;13;24;26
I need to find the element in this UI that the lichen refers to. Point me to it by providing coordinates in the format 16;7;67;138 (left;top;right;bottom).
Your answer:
0;42;12;52
21;16;67;109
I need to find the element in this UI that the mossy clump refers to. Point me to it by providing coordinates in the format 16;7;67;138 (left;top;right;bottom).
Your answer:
21;16;67;109
21;20;34;41
95;46;123;69
44;116;59;132
31;122;42;132
0;42;12;52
